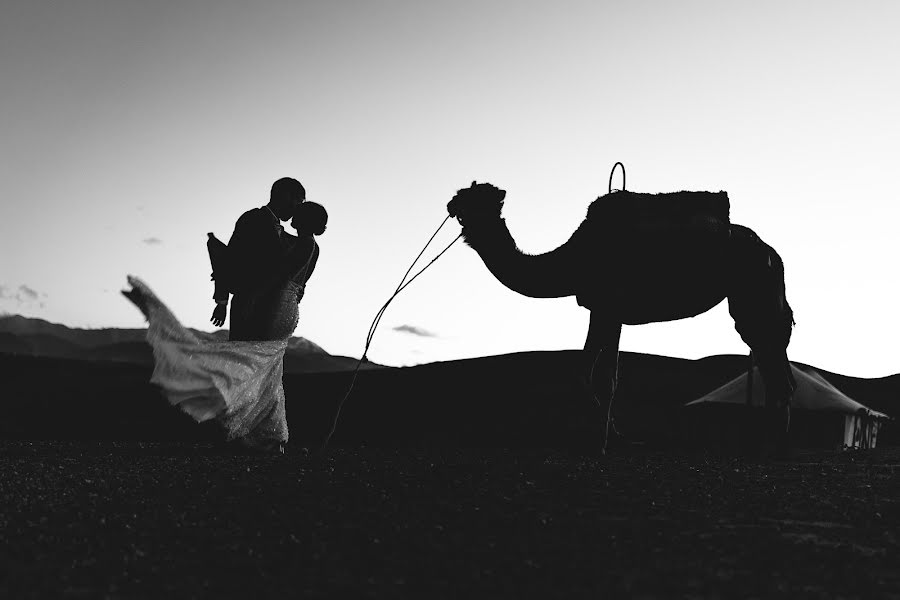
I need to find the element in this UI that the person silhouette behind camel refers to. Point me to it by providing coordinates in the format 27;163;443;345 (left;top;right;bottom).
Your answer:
210;177;306;340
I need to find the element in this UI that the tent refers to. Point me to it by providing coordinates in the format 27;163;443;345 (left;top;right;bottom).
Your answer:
685;364;891;449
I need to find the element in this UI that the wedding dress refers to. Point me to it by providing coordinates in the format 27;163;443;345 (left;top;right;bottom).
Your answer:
123;238;318;451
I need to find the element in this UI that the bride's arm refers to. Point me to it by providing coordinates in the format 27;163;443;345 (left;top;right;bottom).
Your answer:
302;241;320;284
208;233;230;327
279;234;315;276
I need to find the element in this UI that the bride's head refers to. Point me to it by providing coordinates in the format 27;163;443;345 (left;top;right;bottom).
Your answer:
292;201;328;236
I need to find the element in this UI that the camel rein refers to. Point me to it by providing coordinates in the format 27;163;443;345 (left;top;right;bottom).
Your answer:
321;214;462;449
323;162;625;449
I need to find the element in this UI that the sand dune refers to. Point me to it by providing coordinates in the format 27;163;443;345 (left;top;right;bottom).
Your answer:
0;314;378;373
1;348;895;449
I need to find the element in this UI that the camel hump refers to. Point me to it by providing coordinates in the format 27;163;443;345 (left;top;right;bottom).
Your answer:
587;190;730;226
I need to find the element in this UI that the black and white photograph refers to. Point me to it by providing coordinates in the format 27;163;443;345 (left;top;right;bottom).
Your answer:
2;1;898;597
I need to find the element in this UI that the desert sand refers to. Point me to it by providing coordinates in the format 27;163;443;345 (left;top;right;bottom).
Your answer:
1;348;898;597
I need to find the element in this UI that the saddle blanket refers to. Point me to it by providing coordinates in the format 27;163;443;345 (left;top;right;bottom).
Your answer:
587;190;730;226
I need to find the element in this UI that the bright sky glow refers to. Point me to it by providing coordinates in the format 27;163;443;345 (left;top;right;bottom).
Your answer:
2;1;898;376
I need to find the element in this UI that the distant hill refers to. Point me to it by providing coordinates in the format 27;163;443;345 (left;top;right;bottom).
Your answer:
0;349;896;447
0;314;380;374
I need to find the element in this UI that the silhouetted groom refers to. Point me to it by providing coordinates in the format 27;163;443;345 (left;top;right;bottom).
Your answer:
210;177;306;340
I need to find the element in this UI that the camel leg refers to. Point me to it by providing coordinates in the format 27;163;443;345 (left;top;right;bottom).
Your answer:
746;345;795;456
728;236;796;455
758;347;794;425
583;313;622;454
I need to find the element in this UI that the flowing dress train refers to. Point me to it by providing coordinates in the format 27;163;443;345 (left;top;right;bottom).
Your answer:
123;238;317;449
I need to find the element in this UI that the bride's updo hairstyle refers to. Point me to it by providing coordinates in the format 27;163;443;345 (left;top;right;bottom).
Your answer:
295;201;328;236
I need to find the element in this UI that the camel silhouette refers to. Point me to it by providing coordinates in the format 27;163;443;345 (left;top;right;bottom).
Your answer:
448;178;796;454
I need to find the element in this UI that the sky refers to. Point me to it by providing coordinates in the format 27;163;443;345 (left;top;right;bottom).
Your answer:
2;1;898;377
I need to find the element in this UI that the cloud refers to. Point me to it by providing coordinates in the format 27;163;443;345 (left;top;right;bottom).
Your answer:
142;237;163;245
0;284;47;309
392;324;438;338
18;285;39;300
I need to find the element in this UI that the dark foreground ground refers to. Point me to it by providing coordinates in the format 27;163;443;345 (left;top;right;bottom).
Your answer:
2;442;898;599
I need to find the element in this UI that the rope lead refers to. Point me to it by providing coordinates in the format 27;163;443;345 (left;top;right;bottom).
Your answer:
321;214;462;449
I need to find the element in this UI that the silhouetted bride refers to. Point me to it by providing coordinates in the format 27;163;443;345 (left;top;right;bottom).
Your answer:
123;201;328;454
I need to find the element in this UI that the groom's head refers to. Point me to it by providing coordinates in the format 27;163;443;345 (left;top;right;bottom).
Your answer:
268;177;306;221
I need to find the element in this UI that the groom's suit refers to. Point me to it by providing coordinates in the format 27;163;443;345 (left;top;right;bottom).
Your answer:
214;206;292;341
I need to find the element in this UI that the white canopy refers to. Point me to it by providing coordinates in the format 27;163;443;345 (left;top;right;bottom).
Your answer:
687;364;890;449
688;364;888;418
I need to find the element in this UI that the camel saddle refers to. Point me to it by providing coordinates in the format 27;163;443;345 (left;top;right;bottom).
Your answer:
582;189;731;257
587;190;730;230
575;190;733;317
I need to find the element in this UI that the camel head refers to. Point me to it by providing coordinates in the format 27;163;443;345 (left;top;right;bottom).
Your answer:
447;181;506;230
